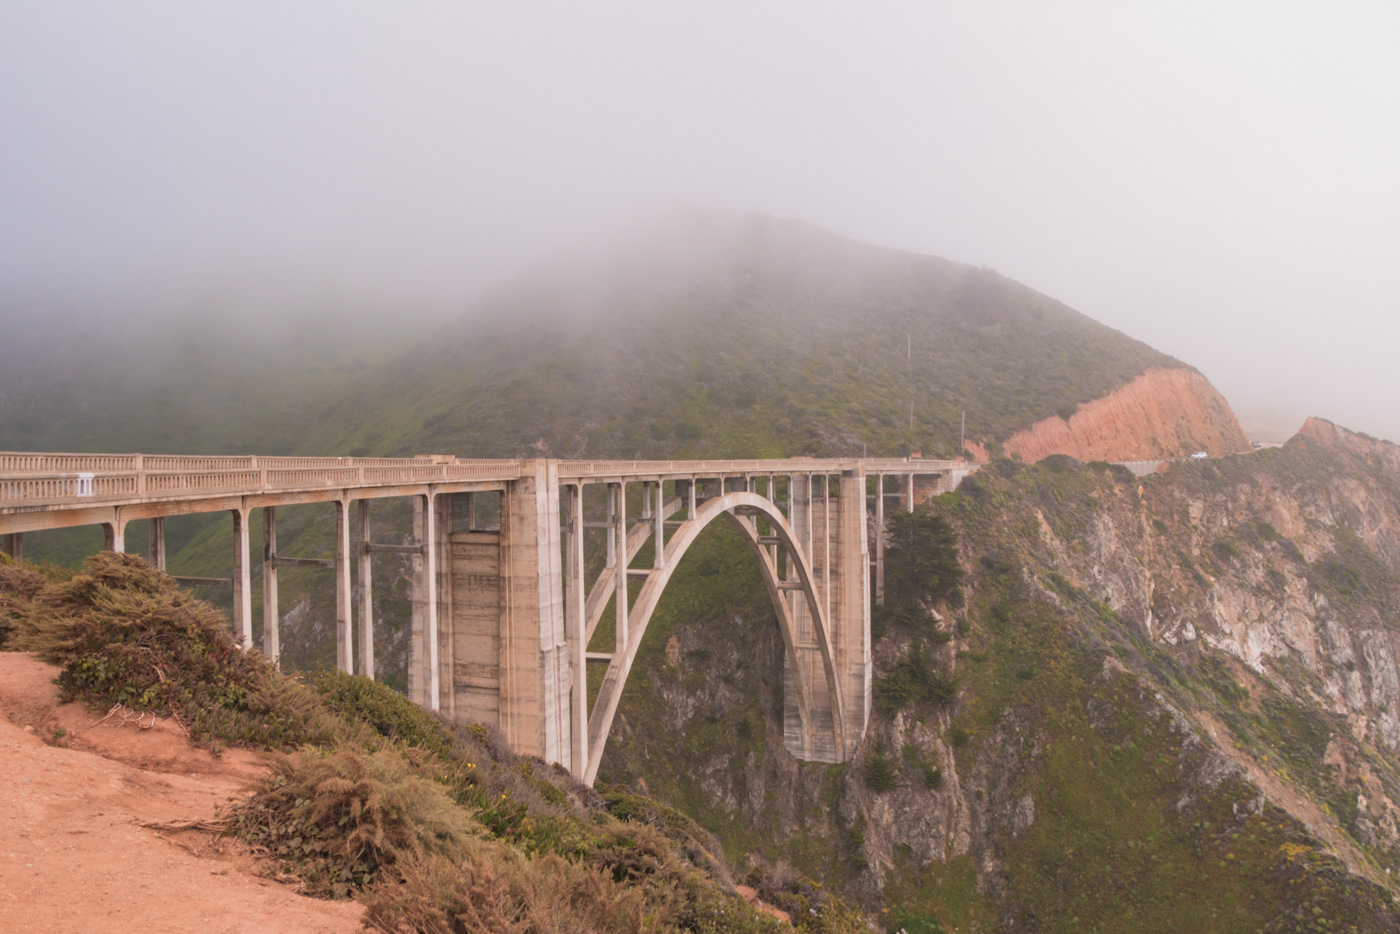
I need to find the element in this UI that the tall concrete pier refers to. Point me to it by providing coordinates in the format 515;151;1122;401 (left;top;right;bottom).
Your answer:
0;452;974;783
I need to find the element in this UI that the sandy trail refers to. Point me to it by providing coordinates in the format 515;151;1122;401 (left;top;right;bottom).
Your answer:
0;652;364;934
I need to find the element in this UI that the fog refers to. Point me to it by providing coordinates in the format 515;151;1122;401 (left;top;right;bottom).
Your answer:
2;3;1397;442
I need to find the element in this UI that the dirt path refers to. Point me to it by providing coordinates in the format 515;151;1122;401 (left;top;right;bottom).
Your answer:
0;652;364;934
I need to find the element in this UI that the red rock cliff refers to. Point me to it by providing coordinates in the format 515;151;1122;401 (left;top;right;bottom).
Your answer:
999;367;1253;462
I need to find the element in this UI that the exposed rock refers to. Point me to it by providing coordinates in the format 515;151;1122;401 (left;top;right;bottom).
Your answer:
999;367;1253;462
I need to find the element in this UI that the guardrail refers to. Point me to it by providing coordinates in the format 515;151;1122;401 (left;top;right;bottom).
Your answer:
557;457;965;479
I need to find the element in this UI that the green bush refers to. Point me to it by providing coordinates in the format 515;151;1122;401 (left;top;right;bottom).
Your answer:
229;744;474;897
0;558;52;647
360;847;651;934
9;551;338;748
864;749;899;792
885;509;964;607
308;668;452;756
875;646;957;713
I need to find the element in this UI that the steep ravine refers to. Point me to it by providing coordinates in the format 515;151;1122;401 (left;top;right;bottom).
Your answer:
599;421;1400;932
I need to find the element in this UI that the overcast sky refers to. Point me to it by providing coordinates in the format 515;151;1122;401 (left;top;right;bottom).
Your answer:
2;2;1397;442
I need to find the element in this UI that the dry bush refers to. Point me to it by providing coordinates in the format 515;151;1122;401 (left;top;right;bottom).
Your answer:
361;847;651;934
9;551;343;748
0;557;52;646
229;744;475;897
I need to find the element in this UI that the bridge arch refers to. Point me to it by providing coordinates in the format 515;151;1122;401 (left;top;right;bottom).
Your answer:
583;489;845;785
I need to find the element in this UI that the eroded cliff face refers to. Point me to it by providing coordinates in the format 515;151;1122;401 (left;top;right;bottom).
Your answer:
997;367;1253;462
1069;420;1400;853
599;419;1400;931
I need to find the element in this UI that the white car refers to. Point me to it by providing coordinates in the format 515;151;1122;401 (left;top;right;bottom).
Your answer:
1190;451;1209;459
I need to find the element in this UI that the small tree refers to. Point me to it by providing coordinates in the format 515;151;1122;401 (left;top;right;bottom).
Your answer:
885;507;963;607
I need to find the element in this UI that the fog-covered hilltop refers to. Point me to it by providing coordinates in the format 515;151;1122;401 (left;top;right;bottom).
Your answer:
3;213;1233;463
306;212;1217;461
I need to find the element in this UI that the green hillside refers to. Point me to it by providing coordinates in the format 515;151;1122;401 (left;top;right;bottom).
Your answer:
306;213;1183;460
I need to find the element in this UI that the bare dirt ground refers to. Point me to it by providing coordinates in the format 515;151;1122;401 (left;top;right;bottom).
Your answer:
0;652;364;934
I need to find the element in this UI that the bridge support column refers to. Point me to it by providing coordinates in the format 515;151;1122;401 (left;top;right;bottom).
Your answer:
262;507;279;665
409;493;440;711
779;470;870;761
1;532;21;562
498;460;569;767
652;481;665;569
605;487;617;568
149;517;166;572
357;500;374;679
784;473;839;760
836;470;872;753
612;481;629;652
564;483;587;778
103;512;127;553
874;474;885;607
335;499;353;673
231;505;253;649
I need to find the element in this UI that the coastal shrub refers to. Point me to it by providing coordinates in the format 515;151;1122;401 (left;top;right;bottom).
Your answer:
228;744;474;897
0;556;52;646
864;745;899;792
884;509;964;607
875;645;957;713
8;551;339;747
360;847;650;934
308;668;453;757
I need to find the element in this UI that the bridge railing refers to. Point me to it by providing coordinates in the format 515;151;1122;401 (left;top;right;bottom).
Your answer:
0;453;143;473
557;457;876;478
557;457;967;481
0;473;140;503
0;452;532;509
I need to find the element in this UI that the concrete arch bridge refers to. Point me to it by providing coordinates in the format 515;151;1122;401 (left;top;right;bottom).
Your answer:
0;453;974;783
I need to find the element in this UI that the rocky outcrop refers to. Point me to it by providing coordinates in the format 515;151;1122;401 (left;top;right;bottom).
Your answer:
599;417;1400;929
1024;422;1400;860
999;367;1252;462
